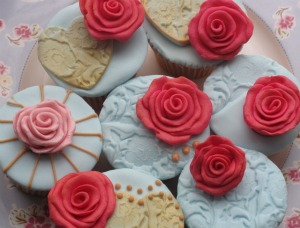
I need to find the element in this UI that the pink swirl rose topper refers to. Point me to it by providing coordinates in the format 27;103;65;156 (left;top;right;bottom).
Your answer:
188;0;253;60
79;0;144;41
244;76;300;136
136;76;212;145
13;99;76;154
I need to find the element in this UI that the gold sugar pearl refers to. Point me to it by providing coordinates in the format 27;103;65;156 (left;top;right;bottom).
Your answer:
182;146;190;155
126;185;133;191
179;214;184;221
115;183;121;190
117;192;123;199
192;141;201;149
175;204;180;210
155;180;162;186
148;185;153;191
168;194;173;201
148;194;153;200
172;152;180;162
138;199;144;206
137;188;143;195
159;191;164;197
128;196;134;203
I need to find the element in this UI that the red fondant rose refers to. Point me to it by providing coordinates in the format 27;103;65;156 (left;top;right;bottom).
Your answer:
48;171;116;228
136;76;212;145
188;0;253;60
244;76;300;136
13;100;75;154
79;0;144;41
190;135;246;196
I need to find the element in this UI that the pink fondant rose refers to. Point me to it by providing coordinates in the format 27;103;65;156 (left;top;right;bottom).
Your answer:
13;100;75;154
244;76;300;136
48;171;116;228
188;0;253;60
136;76;212;145
79;0;144;41
190;136;246;196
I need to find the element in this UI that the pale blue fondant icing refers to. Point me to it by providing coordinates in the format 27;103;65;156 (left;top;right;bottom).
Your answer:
203;55;300;156
142;0;245;69
177;149;287;228
39;3;148;97
99;75;210;180
0;86;103;191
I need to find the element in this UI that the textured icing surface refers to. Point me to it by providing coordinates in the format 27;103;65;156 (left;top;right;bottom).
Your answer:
177;149;287;228
38;17;113;89
203;55;300;155
104;169;184;228
142;0;245;68
142;0;203;45
99;75;210;180
0;86;102;191
39;3;147;97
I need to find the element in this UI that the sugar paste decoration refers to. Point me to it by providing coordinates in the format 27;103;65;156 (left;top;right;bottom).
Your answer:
0;85;102;192
136;76;212;146
79;0;145;41
142;0;202;45
38;17;113;89
244;75;300;136
190;135;246;196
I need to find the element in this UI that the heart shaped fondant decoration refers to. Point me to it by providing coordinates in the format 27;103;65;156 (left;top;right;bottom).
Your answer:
142;0;204;45
38;17;113;89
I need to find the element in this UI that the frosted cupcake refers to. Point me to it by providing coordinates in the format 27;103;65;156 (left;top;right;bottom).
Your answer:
48;169;184;228
38;0;147;112
99;75;212;180
177;135;287;228
203;55;300;167
141;0;253;86
0;85;103;194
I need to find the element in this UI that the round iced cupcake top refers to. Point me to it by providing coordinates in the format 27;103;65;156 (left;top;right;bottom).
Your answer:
99;75;211;180
0;85;103;192
38;3;147;97
203;55;300;156
142;0;251;67
177;137;287;228
104;168;184;228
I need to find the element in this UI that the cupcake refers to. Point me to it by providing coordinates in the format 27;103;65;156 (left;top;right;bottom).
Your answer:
0;85;103;194
177;135;287;227
48;169;184;228
38;1;147;113
203;55;300;167
99;75;212;180
141;0;253;86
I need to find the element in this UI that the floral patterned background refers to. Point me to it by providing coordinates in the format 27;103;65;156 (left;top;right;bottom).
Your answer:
0;0;300;227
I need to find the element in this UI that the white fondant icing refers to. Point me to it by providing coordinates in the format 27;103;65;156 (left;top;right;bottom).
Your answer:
142;0;245;68
38;3;148;97
177;149;287;228
0;86;102;191
99;75;210;180
203;55;300;156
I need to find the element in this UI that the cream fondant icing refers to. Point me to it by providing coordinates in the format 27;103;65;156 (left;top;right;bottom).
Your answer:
0;86;102;192
203;55;300;156
142;0;245;68
99;75;210;180
177;148;287;228
38;3;148;97
104;168;184;228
